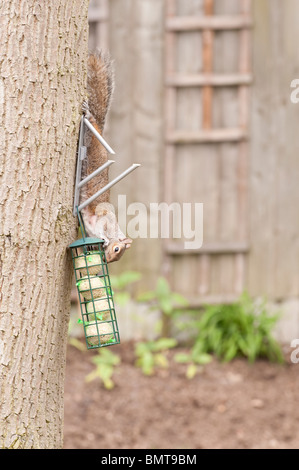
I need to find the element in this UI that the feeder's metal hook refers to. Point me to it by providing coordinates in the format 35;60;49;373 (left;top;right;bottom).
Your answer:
73;115;141;218
83;117;116;155
77;206;87;241
78;163;141;212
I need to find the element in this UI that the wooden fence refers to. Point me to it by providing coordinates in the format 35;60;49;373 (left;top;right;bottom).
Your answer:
86;0;299;343
162;0;252;305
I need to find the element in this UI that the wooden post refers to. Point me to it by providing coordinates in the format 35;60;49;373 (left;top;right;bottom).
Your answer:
199;0;214;296
162;0;177;336
235;0;252;294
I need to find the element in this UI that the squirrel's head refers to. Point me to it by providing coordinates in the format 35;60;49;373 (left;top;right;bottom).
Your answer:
82;208;132;263
104;238;132;263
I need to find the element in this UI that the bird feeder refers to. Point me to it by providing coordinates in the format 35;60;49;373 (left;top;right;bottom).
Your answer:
70;234;120;349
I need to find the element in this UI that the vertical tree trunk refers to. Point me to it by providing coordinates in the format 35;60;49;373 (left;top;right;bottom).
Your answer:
0;0;89;448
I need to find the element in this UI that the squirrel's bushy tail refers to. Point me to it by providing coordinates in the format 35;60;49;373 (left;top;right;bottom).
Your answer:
87;51;114;131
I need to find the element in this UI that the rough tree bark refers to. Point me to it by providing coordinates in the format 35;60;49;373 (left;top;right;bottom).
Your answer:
0;0;89;448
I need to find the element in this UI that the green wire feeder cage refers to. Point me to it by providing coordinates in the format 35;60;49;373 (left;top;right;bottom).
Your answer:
70;115;140;349
70;233;120;349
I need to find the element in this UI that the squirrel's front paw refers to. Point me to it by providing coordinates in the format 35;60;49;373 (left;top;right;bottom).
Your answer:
82;100;91;119
103;237;110;247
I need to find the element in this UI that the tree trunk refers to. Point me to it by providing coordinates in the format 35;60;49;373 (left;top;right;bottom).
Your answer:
0;0;89;448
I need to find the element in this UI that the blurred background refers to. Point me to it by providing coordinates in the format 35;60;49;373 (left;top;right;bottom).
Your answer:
70;0;299;343
65;0;299;450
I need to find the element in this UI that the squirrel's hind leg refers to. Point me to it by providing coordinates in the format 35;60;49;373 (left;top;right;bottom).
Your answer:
82;100;92;119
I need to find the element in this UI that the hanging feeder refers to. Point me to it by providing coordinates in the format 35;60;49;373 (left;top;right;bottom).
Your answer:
70;115;140;349
70;234;120;349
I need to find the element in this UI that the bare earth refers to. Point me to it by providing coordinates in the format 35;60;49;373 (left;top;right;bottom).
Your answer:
63;341;299;450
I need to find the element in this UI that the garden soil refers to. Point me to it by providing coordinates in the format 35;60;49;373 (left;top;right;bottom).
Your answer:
63;340;299;449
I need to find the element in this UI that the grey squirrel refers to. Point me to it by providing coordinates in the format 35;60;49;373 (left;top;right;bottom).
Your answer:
80;51;132;263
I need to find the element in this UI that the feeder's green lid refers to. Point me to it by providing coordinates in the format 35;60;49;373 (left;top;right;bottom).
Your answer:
69;237;105;248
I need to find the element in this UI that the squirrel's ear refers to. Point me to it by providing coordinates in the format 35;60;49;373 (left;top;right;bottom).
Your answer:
122;238;132;249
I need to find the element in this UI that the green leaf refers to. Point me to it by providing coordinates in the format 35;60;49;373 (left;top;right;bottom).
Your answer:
186;363;198;380
85;369;102;383
120;270;142;284
156;277;171;298
184;292;283;364
68;337;86;351
172;293;189;307
154;353;169;369
92;349;121;367
137;351;155;376
85;348;120;389
110;271;142;290
160;297;173;315
97;364;113;382
223;343;238;362
103;377;114;390
174;353;192;363
136;291;157;303
134;337;177;376
193;353;212;365
114;291;130;306
135;342;150;357
238;336;249;357
154;319;163;336
151;337;177;351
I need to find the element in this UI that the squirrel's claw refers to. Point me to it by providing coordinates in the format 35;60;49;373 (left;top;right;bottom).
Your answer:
102;236;110;247
82;100;91;119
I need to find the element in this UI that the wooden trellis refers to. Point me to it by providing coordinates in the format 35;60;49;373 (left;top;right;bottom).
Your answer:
88;0;110;52
163;0;252;305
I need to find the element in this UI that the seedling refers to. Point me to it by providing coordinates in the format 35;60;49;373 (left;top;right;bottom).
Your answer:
110;270;142;306
135;337;177;376
86;348;121;389
137;277;189;336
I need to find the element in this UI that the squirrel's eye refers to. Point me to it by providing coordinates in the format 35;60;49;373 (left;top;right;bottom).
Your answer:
114;246;119;253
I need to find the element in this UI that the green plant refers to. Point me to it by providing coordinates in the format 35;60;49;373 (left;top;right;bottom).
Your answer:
174;348;213;379
85;348;121;389
137;277;189;336
110;270;142;306
135;337;177;376
179;293;284;365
